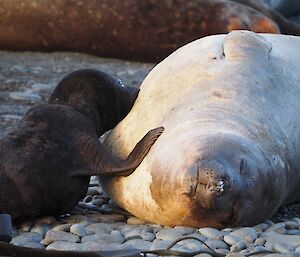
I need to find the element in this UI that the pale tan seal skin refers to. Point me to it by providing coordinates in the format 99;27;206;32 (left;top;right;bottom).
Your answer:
102;31;300;228
0;0;298;62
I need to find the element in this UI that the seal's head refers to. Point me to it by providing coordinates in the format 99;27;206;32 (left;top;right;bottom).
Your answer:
49;69;139;136
150;133;282;228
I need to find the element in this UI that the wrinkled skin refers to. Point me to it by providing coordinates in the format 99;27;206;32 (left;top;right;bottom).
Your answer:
0;69;163;221
103;31;300;228
0;0;299;61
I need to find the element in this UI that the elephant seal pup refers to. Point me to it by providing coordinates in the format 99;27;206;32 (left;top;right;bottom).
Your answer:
0;0;299;62
102;31;300;228
0;69;163;221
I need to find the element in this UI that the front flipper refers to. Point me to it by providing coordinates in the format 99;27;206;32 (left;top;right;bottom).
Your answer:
73;127;164;177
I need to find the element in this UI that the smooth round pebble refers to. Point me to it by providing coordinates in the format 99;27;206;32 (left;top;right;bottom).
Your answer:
253;237;266;246
24;242;46;249
265;223;287;234
253;223;269;232
225;253;245;257
127;217;148;225
83;195;92;203
194;254;212;257
285;221;298;230
155;228;185;241
123;239;152;250
230;240;247;252
30;223;52;237
185;232;207;242
204;239;229;250
46;241;82;251
41;230;80;245
11;232;43;246
273;243;294;254
198;227;222;240
52;224;72;232
85;223;112;234
31;83;52;92
70;224;87;237
177;238;207;252
9;92;41;102
224;235;241;246
81;231;124;244
229;227;257;243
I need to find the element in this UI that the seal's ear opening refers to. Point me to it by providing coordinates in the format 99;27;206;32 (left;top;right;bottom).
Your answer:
72;127;164;177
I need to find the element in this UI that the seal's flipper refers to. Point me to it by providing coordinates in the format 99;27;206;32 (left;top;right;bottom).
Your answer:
74;127;164;177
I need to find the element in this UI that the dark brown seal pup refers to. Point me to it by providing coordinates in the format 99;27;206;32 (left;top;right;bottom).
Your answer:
0;0;299;62
0;69;163;221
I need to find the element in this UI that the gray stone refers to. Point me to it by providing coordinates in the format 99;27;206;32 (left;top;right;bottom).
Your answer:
223;235;241;246
194;254;212;257
229;227;257;243
81;242;132;251
24;242;46;249
185;232;207;242
204;239;229;250
285;221;298;230
177;238;206;251
198;227;222;240
253;223;269;232
265;222;286;234
273;243;294;254
155;228;185;241
262;232;300;249
123;239;152;250
41;230;80;245
11;232;43;246
70;224;87;237
30;223;52;237
230;240;247;252
31;83;52;92
52;224;72;232
86;213;125;223
225;253;244;257
253;237;266;246
46;241;82;251
81;230;124;244
85;223;112;234
9;92;42;102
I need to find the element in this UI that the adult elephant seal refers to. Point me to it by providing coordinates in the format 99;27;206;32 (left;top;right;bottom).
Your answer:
0;69;163;221
0;0;299;62
103;31;300;228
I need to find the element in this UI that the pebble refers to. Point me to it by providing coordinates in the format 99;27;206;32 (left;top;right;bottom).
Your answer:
9;92;42;102
225;254;245;257
262;232;300;249
265;222;287;234
198;227;222;240
127;217;148;225
123;239;152;250
31;83;52;92
253;237;266;246
52;224;72;232
81;231;124;244
223;234;241;246
24;242;46;249
155;228;185;241
229;227;257;243
30;223;52;237
85;223;112;234
230;240;247;252
273;243;294;254
70;224;87;237
46;241;82;251
41;230;80;245
11;232;43;246
204;239;229;250
253;223;269;232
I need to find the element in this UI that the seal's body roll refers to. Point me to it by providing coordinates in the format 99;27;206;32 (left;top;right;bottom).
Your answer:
0;69;163;221
0;0;299;62
103;31;300;228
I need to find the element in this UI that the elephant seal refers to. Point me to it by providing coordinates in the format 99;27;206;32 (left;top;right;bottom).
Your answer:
102;31;300;228
0;69;163;221
0;0;299;62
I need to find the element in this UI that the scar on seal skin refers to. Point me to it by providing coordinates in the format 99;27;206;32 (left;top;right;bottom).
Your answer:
0;69;164;221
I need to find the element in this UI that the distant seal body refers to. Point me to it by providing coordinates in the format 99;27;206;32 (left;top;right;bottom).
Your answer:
0;69;163;221
103;31;300;228
0;0;299;62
